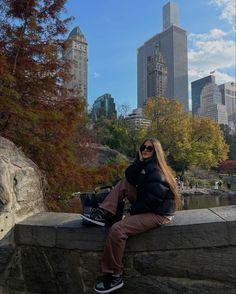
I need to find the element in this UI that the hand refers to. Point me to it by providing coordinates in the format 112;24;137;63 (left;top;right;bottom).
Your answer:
139;150;144;161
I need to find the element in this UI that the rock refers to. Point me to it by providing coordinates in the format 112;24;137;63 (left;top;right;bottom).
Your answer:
0;136;46;241
181;188;236;197
77;143;129;167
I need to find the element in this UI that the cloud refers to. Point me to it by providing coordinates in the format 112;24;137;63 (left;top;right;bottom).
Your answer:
189;28;227;40
209;0;236;27
188;28;235;85
188;68;233;87
93;72;101;78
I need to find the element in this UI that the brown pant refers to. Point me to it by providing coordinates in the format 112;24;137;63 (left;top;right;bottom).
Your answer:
99;178;170;275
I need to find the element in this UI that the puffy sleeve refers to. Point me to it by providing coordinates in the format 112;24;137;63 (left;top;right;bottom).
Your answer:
125;159;144;185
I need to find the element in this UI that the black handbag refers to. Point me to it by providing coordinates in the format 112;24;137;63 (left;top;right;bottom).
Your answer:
80;185;125;225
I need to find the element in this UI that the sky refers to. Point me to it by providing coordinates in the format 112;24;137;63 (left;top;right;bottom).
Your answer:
64;0;236;112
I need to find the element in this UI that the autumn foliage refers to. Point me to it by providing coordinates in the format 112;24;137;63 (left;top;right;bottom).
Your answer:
0;0;94;196
144;97;229;172
218;160;236;174
0;0;130;200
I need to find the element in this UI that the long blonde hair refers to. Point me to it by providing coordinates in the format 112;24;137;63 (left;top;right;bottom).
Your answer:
141;138;180;209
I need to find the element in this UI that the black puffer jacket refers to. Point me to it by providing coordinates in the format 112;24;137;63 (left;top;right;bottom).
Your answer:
125;157;175;216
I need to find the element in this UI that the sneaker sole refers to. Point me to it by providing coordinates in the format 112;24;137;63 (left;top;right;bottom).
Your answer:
81;215;105;227
94;281;124;293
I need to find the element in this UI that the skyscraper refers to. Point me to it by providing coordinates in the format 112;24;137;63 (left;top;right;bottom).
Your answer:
64;26;88;101
198;82;228;125
219;82;236;130
147;44;167;98
163;1;179;30
137;1;189;111
191;75;215;116
91;93;117;121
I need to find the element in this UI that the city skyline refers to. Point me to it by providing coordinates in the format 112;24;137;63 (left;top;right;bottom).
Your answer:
137;1;189;111
65;0;236;112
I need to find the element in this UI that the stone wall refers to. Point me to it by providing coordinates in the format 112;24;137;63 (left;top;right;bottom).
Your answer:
1;205;236;294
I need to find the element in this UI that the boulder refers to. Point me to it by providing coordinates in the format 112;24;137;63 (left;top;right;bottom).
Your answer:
77;143;129;167
0;136;46;242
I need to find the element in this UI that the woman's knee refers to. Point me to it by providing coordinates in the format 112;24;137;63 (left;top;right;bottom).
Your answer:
109;222;127;241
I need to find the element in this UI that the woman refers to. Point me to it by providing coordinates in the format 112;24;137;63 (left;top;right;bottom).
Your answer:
82;138;180;294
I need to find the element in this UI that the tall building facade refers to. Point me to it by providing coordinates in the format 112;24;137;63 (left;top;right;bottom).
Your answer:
137;1;189;111
163;1;179;30
64;26;88;101
198;82;228;125
219;82;236;130
91;93;117;121
147;44;167;98
191;75;215;115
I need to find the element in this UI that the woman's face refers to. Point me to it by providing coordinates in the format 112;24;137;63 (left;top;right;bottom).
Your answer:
140;140;154;159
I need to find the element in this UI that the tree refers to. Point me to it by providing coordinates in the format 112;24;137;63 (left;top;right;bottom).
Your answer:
0;0;88;195
220;124;236;160
144;96;228;172
218;160;236;174
125;124;147;157
189;117;228;169
92;114;147;158
144;96;192;171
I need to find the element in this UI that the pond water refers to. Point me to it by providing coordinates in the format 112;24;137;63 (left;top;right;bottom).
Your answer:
180;194;236;210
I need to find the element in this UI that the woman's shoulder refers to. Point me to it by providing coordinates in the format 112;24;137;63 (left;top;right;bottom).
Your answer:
144;158;162;174
144;158;159;170
144;159;164;177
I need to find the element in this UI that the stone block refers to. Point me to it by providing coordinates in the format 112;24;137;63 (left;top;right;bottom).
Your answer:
15;212;108;250
133;247;236;283
169;208;226;225
127;208;228;251
210;205;236;221
79;252;101;291
14;208;236;252
120;276;236;294
15;213;61;247
56;217;108;250
20;246;84;294
15;224;56;248
0;243;15;273
210;205;236;245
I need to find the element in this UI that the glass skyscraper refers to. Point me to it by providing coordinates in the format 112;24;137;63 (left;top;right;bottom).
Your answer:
91;93;117;121
137;1;189;111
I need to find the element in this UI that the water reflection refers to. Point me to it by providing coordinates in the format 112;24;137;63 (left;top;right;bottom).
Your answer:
180;194;236;210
